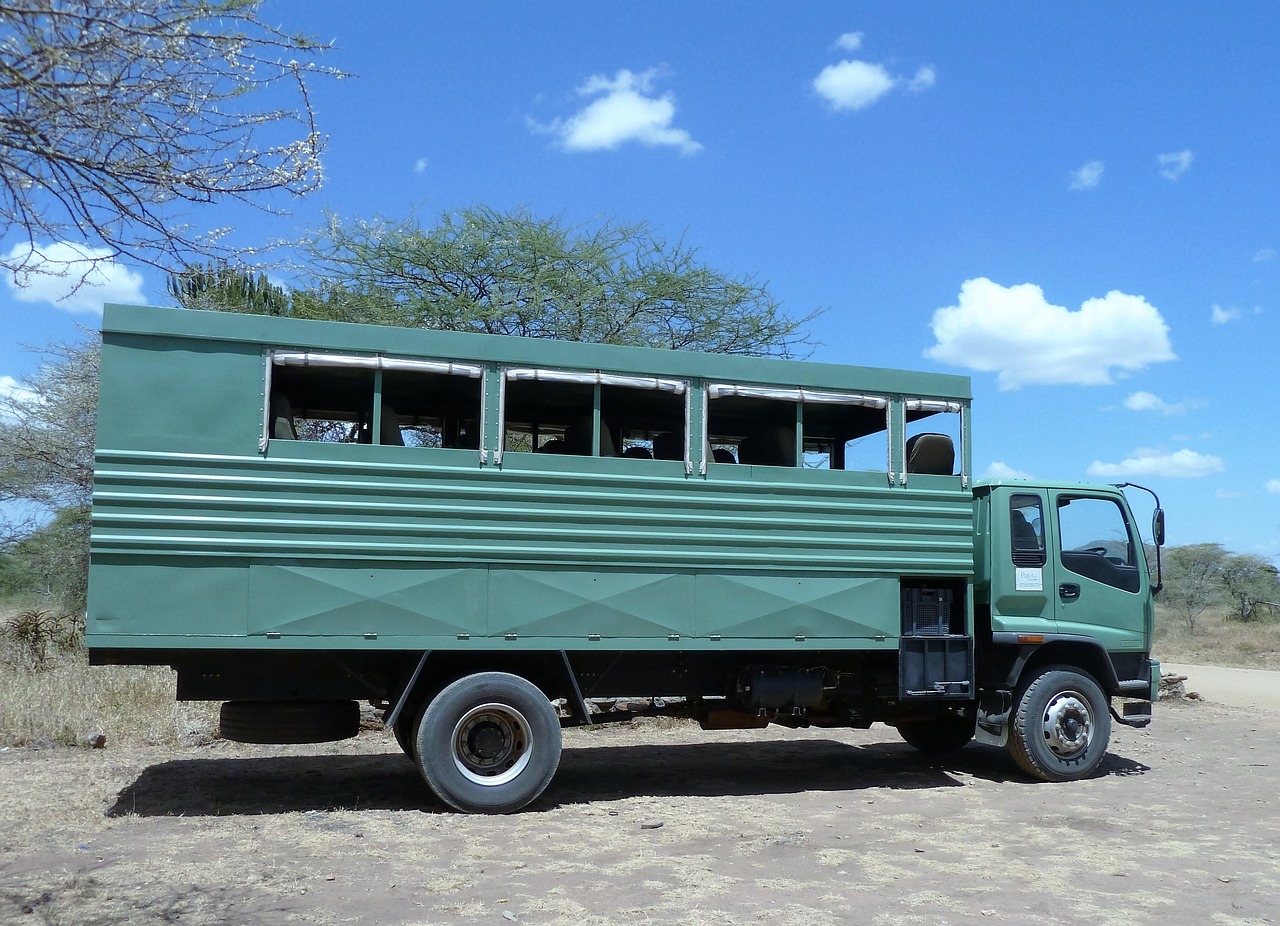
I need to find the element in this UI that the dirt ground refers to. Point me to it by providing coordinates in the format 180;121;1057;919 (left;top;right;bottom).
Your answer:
2;697;1279;926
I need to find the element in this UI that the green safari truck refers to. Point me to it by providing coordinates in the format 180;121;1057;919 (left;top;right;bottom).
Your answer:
87;304;1163;812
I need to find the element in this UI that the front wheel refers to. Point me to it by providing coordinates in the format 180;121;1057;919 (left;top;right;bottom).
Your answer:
415;672;562;813
1009;666;1111;782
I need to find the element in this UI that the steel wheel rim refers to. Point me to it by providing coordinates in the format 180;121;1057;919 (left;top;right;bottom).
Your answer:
451;702;533;786
1041;689;1093;758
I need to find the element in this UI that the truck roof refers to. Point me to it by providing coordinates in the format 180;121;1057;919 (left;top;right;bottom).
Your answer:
102;303;973;402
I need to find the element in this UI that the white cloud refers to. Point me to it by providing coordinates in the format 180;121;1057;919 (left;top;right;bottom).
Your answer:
1069;160;1105;191
926;278;1176;389
0;375;40;423
1254;248;1276;263
537;68;701;155
1087;448;1225;479
906;66;937;93
1124;391;1200;416
1157;149;1194;181
1211;304;1241;324
834;32;864;52
813;59;897;111
1267;480;1280;494
983;461;1034;480
413;158;429;174
4;241;145;313
811;36;935;111
0;375;34;402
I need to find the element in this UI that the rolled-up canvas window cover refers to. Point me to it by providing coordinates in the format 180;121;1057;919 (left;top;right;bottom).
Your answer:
906;398;964;413
707;383;887;408
271;351;484;378
504;368;686;393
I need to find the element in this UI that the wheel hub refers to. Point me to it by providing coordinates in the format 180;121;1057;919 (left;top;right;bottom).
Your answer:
451;703;533;787
1041;691;1093;757
469;722;507;760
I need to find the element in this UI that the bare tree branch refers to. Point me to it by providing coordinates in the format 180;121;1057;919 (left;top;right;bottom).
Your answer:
0;0;341;281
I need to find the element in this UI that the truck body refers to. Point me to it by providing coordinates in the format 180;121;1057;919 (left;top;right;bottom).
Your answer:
87;304;1161;812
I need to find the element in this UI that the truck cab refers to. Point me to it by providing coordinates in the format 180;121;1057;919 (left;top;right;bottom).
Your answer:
970;481;1160;779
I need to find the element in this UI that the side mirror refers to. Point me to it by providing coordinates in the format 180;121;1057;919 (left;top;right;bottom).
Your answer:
1152;509;1166;547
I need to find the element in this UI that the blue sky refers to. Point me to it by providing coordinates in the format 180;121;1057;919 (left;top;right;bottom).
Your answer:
3;3;1278;559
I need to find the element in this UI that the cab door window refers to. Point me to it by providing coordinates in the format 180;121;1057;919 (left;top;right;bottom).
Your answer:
1010;494;1046;567
1057;496;1140;593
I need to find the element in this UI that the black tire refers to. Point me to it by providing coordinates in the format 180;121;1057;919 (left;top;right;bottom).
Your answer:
391;711;417;761
1009;666;1111;782
415;672;562;814
219;700;360;744
897;711;975;753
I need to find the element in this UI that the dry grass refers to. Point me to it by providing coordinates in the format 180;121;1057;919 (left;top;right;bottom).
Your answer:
0;600;218;748
0;644;219;748
1153;604;1280;669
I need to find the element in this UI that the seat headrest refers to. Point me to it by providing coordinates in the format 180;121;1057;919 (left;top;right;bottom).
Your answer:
652;431;682;461
906;433;954;475
379;404;404;446
739;425;795;466
269;392;297;441
564;417;616;457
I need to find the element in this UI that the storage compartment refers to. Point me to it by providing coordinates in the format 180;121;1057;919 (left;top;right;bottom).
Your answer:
899;636;972;699
902;586;955;636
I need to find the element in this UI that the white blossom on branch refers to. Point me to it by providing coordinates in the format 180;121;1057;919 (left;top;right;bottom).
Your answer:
0;0;341;279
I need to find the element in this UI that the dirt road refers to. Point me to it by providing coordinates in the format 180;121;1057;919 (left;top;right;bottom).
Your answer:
2;698;1278;926
1164;662;1280;711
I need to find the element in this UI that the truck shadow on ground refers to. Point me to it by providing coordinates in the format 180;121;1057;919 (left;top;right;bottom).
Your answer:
106;737;1149;818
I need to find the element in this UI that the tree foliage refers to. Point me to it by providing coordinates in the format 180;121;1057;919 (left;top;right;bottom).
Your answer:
0;337;98;614
0;0;338;277
0;334;98;517
0;507;91;616
1161;542;1280;628
284;207;819;356
1219;552;1280;622
166;261;289;315
1162;543;1227;632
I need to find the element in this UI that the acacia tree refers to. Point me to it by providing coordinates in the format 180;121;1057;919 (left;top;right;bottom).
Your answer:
290;207;819;357
1219;553;1280;623
0;0;337;278
0;336;98;517
1161;543;1226;632
1160;543;1280;628
0;336;99;611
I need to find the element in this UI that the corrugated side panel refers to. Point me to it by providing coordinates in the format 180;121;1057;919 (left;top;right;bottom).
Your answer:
88;449;974;650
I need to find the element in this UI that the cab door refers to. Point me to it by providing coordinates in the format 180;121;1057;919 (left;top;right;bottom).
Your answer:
1049;492;1148;650
987;489;1058;635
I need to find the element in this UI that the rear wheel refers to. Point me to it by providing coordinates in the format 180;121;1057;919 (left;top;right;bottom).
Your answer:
415;672;562;813
896;711;975;753
1009;666;1111;781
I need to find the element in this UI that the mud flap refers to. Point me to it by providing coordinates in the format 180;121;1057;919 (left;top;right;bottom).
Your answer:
975;689;1011;746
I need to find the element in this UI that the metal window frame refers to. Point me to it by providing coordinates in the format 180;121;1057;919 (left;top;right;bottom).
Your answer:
901;398;969;487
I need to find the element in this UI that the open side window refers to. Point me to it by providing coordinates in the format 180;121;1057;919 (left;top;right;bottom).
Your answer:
903;398;966;482
266;352;484;451
499;369;688;466
705;384;888;472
